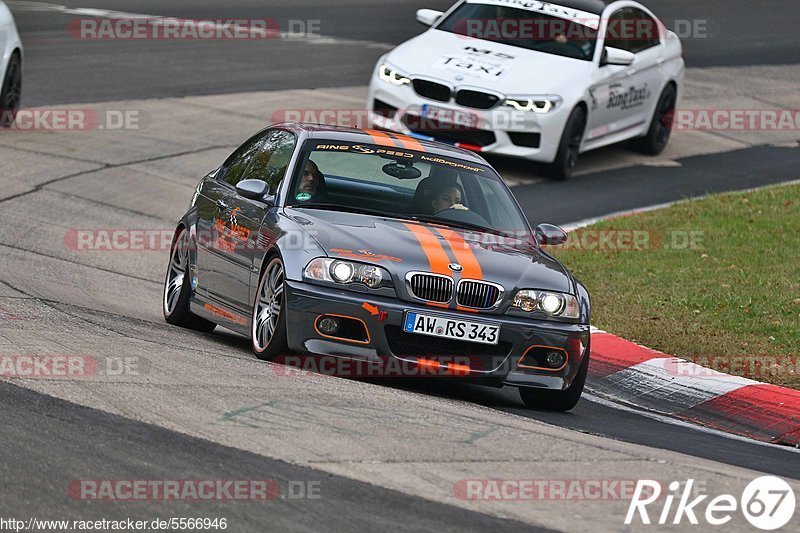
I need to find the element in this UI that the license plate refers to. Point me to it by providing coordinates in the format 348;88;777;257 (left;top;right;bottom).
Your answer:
403;312;500;346
422;105;478;128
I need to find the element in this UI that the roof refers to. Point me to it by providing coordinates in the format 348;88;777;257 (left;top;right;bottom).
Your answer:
466;0;612;15
272;122;491;166
554;0;612;16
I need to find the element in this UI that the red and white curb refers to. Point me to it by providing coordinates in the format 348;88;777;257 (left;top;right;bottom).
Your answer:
586;327;800;446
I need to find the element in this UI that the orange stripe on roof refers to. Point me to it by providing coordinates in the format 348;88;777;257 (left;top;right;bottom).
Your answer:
394;134;426;152
403;223;451;276
433;228;482;280
363;129;398;147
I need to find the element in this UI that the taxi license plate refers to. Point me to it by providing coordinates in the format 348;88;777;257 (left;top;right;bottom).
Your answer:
403;312;500;346
422;104;478;128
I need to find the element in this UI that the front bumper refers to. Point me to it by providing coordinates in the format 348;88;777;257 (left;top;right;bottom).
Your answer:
367;78;572;164
284;280;590;390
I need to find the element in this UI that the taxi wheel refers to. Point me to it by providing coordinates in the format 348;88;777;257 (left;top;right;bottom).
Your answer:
547;106;586;181
632;83;677;155
0;53;22;128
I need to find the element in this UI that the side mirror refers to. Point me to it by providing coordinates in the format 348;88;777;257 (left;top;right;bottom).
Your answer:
601;46;635;66
535;224;568;246
416;9;443;27
236;179;274;205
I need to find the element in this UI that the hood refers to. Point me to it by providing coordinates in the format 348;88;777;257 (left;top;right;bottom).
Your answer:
288;209;573;294
385;29;594;96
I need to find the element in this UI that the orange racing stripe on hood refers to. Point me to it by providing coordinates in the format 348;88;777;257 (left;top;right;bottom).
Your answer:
433;227;482;280
403;223;451;276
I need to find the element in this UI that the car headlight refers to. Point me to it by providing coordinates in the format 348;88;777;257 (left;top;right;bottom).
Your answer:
511;290;580;318
504;96;562;113
304;258;392;289
378;64;412;86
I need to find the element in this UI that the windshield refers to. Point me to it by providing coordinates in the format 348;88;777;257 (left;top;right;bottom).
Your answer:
436;1;599;61
285;139;530;236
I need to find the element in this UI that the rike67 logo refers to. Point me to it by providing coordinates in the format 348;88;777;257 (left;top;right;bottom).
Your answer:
626;477;796;530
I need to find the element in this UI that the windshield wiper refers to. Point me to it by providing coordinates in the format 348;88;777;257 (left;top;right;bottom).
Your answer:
289;203;413;221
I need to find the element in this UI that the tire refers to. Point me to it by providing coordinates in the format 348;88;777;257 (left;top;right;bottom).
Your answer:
0;53;21;128
251;256;289;361
518;344;589;412
547;106;586;180
163;228;216;333
631;84;677;156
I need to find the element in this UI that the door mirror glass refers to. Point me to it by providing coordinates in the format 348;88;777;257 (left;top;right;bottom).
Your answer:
601;46;635;66
416;9;443;27
236;179;274;205
535;224;568;246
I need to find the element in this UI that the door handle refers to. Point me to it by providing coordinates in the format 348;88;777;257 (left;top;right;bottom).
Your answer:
215;199;229;210
626;68;637;76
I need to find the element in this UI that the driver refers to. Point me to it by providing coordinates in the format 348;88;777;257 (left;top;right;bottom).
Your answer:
431;183;468;214
297;159;327;201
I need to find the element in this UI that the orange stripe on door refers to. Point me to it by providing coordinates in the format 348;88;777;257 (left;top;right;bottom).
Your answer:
364;129;398;147
403;223;451;276
433;228;483;280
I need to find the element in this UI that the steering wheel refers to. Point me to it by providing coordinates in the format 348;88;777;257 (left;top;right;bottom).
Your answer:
437;206;491;228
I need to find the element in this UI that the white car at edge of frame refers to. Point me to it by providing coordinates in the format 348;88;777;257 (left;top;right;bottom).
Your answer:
0;0;22;127
367;0;684;179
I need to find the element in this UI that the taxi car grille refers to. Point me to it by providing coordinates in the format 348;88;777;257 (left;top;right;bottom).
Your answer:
455;89;500;110
384;326;512;371
457;280;503;309
412;79;451;102
401;116;497;147
408;273;453;303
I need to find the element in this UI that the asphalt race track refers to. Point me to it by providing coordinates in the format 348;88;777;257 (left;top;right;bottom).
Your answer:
2;1;800;531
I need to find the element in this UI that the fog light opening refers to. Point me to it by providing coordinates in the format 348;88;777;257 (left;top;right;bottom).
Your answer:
546;350;566;369
318;316;340;335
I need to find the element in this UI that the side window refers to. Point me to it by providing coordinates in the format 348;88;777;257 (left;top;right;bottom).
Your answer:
628;9;660;52
244;130;296;194
219;135;265;186
606;8;660;54
605;9;633;52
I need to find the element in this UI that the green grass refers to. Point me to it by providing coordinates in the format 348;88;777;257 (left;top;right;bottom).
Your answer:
550;183;800;388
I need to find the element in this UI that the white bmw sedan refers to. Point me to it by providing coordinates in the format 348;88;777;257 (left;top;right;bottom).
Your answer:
0;0;22;127
368;0;684;179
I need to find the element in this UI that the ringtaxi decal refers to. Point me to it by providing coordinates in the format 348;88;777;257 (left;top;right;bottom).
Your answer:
314;143;414;159
626;476;796;530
